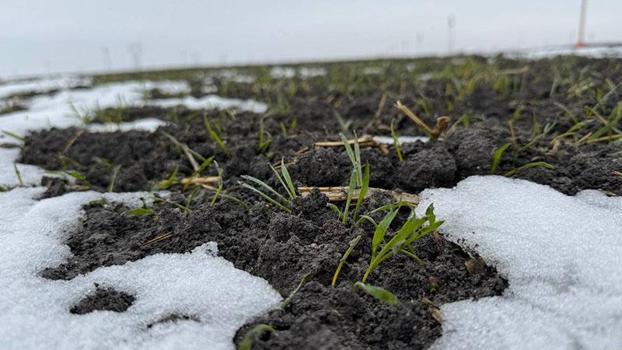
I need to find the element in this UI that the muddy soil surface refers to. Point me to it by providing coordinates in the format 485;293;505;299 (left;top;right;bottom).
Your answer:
14;55;622;348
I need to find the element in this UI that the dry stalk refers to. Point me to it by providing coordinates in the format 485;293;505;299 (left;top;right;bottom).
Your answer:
395;101;450;139
314;135;389;155
298;186;419;206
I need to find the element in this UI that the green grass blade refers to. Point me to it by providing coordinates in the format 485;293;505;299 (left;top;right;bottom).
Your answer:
353;164;370;221
504;161;554;177
240;182;291;213
280;159;297;200
371;208;399;259
331;235;362;287
354;282;399;305
240;175;289;204
490;143;511;174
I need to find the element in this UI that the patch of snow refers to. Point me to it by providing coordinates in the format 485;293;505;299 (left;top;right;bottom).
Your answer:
0;148;46;187
373;135;429;145
86;118;167;133
270;66;296;79
150;95;267;114
141;80;191;95
0;76;92;100
213;70;256;84
298;67;326;78
363;66;384;75
416;176;622;350
515;46;622;59
0;188;281;350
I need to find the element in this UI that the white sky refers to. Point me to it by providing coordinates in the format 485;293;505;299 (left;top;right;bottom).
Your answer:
1;0;621;77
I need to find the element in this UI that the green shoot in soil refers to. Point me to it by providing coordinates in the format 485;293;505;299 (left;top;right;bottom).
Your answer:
390;119;404;162
203;116;231;156
362;204;443;283
13;164;24;186
2;130;25;142
238;324;275;350
240;160;297;213
354;282;399;305
331;235;362;287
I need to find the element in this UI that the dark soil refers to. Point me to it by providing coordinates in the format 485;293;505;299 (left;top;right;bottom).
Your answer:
43;189;505;350
70;285;135;314
15;55;622;348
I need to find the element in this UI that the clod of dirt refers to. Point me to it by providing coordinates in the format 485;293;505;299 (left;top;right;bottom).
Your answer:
70;285;135;315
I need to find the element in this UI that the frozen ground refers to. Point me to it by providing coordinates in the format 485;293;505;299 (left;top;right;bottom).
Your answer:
417;176;622;350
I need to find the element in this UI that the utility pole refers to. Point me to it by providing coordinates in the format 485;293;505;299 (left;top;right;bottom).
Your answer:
576;0;588;48
447;15;456;54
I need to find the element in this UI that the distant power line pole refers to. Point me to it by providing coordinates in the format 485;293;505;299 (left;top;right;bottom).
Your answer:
447;15;456;54
576;0;588;48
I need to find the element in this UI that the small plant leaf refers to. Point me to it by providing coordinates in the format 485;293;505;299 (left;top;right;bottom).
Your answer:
354;282;399;305
371;208;399;259
332;235;362;287
126;208;154;216
280;159;297;200
504;161;554;177
490;143;511;174
237;324;275;350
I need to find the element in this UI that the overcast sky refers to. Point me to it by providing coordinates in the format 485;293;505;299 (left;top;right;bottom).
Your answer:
1;0;621;77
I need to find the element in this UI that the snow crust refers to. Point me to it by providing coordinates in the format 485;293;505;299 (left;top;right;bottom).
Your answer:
0;76;91;100
0;188;281;350
150;95;267;113
372;135;429;145
416;176;622;350
514;46;622;59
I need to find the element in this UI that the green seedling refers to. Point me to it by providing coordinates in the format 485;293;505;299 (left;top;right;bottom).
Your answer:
237;324;275;350
65;170;92;189
504;162;554;177
69;102;93;125
203;116;231;156
239;160;297;213
107;165;121;192
354;282;399;305
258;117;272;152
327;133;369;224
2;130;24;142
210;161;224;206
161;131;206;171
390;119;404;162
490;143;511;174
126;207;154;216
14;163;24;186
362;204;443;283
157;168;179;190
332;235;362;287
281;273;310;309
193;156;215;177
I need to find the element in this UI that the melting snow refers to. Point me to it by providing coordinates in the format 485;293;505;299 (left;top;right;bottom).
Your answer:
150;95;266;113
416;176;622;350
0;188;281;350
372;135;429;145
0;76;92;100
